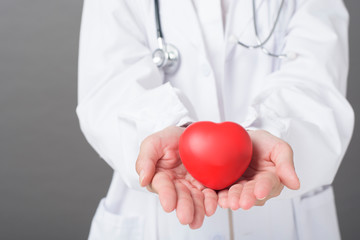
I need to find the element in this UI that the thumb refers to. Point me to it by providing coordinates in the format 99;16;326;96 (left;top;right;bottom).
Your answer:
272;142;300;190
136;136;162;187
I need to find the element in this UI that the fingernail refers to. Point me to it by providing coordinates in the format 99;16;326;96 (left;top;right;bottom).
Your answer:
257;196;266;201
139;170;145;185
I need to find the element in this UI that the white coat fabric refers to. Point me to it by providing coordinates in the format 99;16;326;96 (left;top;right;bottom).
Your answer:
76;0;354;239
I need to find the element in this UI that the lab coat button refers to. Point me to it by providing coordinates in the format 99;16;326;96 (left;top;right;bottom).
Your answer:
212;234;224;240
201;64;212;77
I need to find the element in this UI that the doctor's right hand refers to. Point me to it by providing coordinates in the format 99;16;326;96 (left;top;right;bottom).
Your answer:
136;126;218;229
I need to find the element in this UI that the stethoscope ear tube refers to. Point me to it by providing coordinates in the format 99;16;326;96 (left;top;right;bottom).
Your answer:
235;0;296;60
153;0;180;74
152;0;296;74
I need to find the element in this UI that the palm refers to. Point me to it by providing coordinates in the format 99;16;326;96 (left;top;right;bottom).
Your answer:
137;126;218;229
241;131;280;181
218;130;300;210
155;154;203;191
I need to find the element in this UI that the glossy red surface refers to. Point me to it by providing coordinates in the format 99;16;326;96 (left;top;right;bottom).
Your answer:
179;121;252;190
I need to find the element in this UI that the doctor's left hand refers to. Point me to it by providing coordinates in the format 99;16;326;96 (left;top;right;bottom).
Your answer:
217;130;300;210
136;126;218;229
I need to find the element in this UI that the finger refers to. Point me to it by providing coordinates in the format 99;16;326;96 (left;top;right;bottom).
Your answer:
136;136;162;187
253;172;278;201
228;184;243;211
239;181;256;210
202;188;218;217
189;188;205;229
218;189;229;209
175;181;194;225
151;172;177;212
271;142;300;190
254;183;284;206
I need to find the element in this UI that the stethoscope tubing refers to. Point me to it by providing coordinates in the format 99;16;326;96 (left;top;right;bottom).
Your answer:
154;0;163;39
237;0;285;50
153;0;295;73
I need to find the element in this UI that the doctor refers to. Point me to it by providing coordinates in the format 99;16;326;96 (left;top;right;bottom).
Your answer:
77;0;354;239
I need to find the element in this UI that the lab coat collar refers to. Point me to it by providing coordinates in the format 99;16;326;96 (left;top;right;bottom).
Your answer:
161;0;265;54
226;0;265;38
161;0;207;56
225;0;265;59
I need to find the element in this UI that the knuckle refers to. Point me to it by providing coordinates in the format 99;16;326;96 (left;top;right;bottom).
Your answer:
274;141;293;157
281;141;293;153
141;134;161;153
142;135;156;147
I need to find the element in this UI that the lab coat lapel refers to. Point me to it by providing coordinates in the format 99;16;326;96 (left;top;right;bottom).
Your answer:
225;0;265;58
161;0;222;122
228;0;265;38
161;0;207;57
163;0;265;49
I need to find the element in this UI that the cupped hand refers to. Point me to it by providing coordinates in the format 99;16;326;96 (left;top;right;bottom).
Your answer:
136;126;218;229
218;130;300;210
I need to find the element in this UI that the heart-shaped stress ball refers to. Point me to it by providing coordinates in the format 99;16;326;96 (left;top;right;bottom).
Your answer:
179;121;252;190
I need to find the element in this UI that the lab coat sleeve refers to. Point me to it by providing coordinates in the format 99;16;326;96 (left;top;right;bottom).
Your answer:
76;0;193;192
247;0;354;198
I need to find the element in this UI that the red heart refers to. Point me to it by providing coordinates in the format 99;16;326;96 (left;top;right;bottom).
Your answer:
179;121;252;190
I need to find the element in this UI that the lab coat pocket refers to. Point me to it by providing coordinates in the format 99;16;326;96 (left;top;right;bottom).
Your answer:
88;198;145;240
295;186;341;240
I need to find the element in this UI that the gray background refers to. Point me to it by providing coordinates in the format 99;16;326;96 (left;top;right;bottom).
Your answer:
0;0;358;239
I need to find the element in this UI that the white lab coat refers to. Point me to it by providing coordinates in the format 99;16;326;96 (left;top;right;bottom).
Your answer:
76;0;354;239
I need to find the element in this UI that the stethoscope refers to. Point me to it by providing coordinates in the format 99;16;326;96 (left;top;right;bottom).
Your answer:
152;0;297;74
